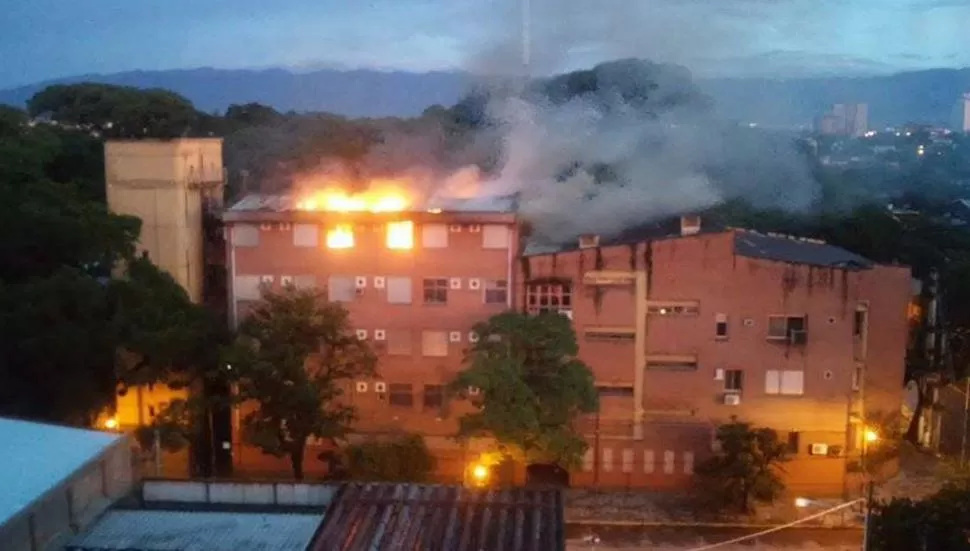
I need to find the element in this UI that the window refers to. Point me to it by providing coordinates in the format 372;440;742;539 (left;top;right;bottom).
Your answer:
423;278;448;304
231;224;260;247
767;315;807;340
423;385;444;410
643;450;655;474
386;221;414;250
585;328;635;341
389;384;413;407
663;451;675;474
646;356;698;371
715;313;728;339
852;365;862;391
853;309;867;338
293;275;317;290
787;431;801;454
387;329;413;356
421;224;448;248
233;275;261;301
482;224;510;249
621;449;634;473
293;224;319;247
602;448;613;472
328;276;355;302
683;452;695;474
597;386;635;398
421;331;449;357
765;370;805;395
582;449;594;472
326;224;354;249
525;282;572;314
484;280;508;304
724;370;743;392
386;277;412;304
647;301;700;316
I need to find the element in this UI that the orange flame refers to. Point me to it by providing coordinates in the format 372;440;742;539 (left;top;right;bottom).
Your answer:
296;185;410;213
326;224;354;249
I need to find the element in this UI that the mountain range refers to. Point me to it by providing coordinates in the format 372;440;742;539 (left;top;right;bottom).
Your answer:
2;66;969;128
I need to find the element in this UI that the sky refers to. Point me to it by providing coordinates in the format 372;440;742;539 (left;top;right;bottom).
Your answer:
0;0;968;89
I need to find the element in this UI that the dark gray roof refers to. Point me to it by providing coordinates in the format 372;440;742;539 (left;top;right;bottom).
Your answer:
733;230;874;269
307;483;564;551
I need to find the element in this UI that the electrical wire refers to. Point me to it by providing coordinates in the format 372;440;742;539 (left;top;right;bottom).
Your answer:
681;498;866;551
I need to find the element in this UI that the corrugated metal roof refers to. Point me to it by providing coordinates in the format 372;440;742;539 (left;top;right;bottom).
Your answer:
308;483;565;551
66;510;323;551
227;193;517;214
733;230;873;269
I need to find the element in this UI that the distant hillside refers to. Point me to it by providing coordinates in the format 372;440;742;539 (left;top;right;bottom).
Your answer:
2;65;969;125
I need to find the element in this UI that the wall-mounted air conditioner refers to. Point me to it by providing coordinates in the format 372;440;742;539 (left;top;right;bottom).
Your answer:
468;278;481;290
259;275;274;285
259;223;273;231
790;330;808;346
355;276;367;289
280;275;293;287
356;329;368;340
278;223;292;231
449;331;462;343
468;224;482;233
468;332;480;343
374;329;386;341
373;276;386;289
355;381;368;393
810;443;829;456
449;277;462;290
449;224;463;233
374;382;387;393
723;394;741;406
714;368;725;381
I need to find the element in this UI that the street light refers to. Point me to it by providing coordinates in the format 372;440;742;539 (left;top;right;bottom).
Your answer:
864;429;880;444
103;417;119;431
472;464;489;483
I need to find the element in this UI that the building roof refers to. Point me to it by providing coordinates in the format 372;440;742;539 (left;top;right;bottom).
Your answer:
733;230;873;269
0;417;121;527
66;510;324;551
308;483;565;551
226;193;518;215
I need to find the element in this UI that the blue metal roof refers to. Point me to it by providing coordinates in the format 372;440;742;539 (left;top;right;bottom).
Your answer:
733;230;873;269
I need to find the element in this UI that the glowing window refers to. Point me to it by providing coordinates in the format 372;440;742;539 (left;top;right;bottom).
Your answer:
326;224;354;249
386;221;414;250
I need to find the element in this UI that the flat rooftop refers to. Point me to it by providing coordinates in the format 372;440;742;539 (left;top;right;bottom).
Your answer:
65;510;323;551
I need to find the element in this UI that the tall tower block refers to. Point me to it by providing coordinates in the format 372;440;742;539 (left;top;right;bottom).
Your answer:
104;139;225;303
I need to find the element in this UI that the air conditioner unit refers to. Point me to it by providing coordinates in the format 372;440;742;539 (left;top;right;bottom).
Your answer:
259;223;273;231
356;329;368;340
714;368;725;381
468;386;481;396
260;275;274;285
278;222;292;231
810;443;829;456
468;224;482;233
743;318;755;327
355;381;368;393
373;276;386;289
449;277;462;290
449;224;463;233
789;330;808;346
449;331;462;343
468;332;480;343
468;278;482;290
374;329;386;341
355;276;368;289
578;234;600;249
561;310;574;320
723;394;741;406
374;381;387;393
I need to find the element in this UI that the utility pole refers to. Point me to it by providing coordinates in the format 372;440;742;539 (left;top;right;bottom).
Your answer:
861;480;875;551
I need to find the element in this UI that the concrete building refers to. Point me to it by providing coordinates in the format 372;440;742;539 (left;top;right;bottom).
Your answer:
222;192;519;479
0;418;134;551
961;93;970;133
817;104;869;137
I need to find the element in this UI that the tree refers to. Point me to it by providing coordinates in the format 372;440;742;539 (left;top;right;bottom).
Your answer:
450;311;598;469
334;434;436;482
223;288;377;479
693;421;789;513
869;485;970;550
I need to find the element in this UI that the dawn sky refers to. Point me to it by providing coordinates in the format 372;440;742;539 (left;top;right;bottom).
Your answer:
1;0;967;88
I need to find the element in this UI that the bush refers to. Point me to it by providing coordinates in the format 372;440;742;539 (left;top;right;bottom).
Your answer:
336;434;436;483
869;484;970;550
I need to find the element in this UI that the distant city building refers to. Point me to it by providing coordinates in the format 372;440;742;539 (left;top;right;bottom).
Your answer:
816;103;869;137
961;93;970;133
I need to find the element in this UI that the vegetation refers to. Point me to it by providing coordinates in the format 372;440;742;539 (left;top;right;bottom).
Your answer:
869;484;970;551
222;287;377;479
693;421;790;513
334;434;436;482
450;311;598;469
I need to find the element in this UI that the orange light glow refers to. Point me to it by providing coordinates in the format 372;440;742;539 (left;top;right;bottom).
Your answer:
296;188;409;213
387;221;414;250
327;224;355;249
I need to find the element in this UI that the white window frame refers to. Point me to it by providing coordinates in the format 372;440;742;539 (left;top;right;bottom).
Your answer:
765;370;805;396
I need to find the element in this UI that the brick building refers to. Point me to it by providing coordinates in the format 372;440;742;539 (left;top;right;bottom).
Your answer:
223;194;912;496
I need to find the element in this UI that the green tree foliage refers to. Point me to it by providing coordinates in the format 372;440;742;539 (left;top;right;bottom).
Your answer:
335;434;436;482
869;485;970;551
693;421;789;513
223;288;377;479
450;311;598;469
28;83;200;138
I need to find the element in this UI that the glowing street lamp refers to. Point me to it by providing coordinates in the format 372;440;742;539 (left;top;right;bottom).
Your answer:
864;429;879;444
103;417;119;430
472;464;489;482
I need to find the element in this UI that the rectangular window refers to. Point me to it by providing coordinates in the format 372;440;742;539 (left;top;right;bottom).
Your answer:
597;386;635;398
643;450;655;474
327;276;355;302
484;280;508;304
231;224;260;247
482;224;510;249
525;282;572;315
421;331;448;357
233;275;261;301
421;224;448;248
715;313;728;339
724;370;743;392
663;451;675;474
423;278;448;304
386;221;414;250
767;315;807;340
765;370;805;395
293;275;317;290
582;449;594;472
387;329;413;356
326;224;354;249
622;449;634;473
683;452;695;474
602;448;613;472
585;327;636;341
647;301;700;316
853;309;867;338
386;276;412;304
423;385;444;410
787;431;801;454
646;356;698;371
852;365;862;391
388;384;413;408
292;224;319;247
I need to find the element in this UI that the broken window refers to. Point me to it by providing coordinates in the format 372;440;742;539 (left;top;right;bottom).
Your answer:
526;282;572;315
767;315;807;341
423;385;444;410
